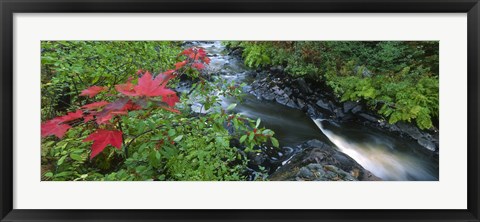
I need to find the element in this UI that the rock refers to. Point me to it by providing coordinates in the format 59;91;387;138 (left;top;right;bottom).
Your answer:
296;164;358;181
295;78;313;94
273;88;285;96
334;108;345;119
262;92;275;101
293;88;300;95
316;99;332;112
252;85;276;101
343;101;358;113
297;165;316;179
307;104;319;117
358;113;379;122
247;152;268;171
296;98;306;109
396;121;423;140
305;139;324;147
283;87;293;96
276;96;297;109
269;139;380;181
351;104;363;114
417;137;437;152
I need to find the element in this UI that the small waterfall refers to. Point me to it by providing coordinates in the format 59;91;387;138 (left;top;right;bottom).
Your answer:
312;118;438;181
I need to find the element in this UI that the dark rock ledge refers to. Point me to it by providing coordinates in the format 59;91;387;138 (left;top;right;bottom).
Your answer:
269;139;381;181
246;66;439;155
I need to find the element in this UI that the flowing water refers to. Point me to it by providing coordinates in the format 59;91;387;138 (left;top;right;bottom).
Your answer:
190;41;439;181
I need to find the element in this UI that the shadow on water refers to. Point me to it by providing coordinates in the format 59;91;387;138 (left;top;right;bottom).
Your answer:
195;41;439;181
225;95;330;147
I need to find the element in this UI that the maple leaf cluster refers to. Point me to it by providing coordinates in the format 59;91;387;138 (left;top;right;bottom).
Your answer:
176;47;210;70
41;110;83;138
41;47;211;160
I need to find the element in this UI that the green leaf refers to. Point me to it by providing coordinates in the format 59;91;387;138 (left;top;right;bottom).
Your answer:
239;135;247;143
248;132;254;141
57;155;67;166
168;129;176;137
173;135;184;142
255;118;261;128
44;172;53;178
270;137;279;148
226;103;237;111
70;153;83;162
262;129;273;136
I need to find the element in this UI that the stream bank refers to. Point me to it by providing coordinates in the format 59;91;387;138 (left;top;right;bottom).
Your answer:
184;41;439;181
247;63;439;156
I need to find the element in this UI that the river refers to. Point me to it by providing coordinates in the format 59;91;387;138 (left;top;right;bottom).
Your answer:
188;41;439;181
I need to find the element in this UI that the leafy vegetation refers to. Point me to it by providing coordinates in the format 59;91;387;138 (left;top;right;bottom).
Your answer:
226;41;439;129
41;42;279;181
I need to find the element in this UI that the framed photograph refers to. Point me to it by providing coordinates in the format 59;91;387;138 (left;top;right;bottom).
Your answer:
1;0;479;221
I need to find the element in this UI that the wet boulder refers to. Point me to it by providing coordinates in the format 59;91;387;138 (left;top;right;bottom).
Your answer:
343;101;362;114
316;99;332;112
295;78;313;94
396;121;424;140
296;164;358;181
358;112;380;122
269;139;380;181
296;98;307;109
276;96;298;109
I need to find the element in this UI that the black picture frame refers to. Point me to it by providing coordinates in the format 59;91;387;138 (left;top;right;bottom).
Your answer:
1;0;479;221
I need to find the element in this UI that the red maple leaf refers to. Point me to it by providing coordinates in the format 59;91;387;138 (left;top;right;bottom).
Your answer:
134;72;178;101
80;86;107;98
156;71;175;88
41;110;83;138
202;57;211;64
180;48;194;57
81;101;109;110
162;92;179;107
122;100;142;111
83;114;95;123
95;111;128;124
57;110;84;123
133;72;165;96
191;63;205;70
175;61;187;69
115;81;138;97
163;70;176;76
113;71;179;108
41;119;72;138
95;98;129;124
180;47;207;60
83;129;123;159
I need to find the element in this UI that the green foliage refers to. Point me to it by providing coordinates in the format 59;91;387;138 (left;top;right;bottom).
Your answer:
41;41;180;120
232;41;439;130
241;43;271;68
41;41;280;181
